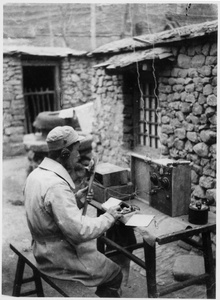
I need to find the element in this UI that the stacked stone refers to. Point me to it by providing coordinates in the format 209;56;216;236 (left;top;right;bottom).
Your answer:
91;67;129;167
3;56;25;156
61;57;92;108
158;42;217;203
3;55;93;157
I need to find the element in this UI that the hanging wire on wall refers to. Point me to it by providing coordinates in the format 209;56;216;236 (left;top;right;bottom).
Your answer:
128;5;144;110
128;4;149;147
152;54;163;159
129;3;163;153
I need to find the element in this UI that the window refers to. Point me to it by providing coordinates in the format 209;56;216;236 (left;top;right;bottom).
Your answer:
135;73;161;149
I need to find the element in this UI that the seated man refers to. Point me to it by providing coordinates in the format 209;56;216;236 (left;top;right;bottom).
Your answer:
24;126;123;297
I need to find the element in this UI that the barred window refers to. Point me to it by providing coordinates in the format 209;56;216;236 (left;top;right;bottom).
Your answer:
136;77;161;149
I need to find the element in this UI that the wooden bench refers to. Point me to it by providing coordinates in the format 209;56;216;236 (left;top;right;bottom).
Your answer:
9;243;97;297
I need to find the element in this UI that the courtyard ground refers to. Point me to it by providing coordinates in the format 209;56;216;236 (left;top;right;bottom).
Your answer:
2;155;208;298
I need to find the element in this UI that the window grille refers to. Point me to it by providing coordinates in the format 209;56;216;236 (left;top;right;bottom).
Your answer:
24;87;56;133
138;80;161;149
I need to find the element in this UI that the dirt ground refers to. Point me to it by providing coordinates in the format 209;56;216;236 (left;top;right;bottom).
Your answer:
2;155;208;298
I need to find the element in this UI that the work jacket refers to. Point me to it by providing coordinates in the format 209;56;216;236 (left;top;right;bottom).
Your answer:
24;157;121;287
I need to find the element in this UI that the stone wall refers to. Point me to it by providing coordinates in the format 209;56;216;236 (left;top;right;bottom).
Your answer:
91;39;217;203
3;38;217;203
91;67;130;167
60;57;93;108
158;41;217;204
3;55;26;156
3;55;93;157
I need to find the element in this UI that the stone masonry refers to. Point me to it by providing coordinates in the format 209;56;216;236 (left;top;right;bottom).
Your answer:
3;39;217;203
3;54;93;157
91;66;130;167
91;40;217;203
158;42;217;204
3;56;25;156
60;57;93;108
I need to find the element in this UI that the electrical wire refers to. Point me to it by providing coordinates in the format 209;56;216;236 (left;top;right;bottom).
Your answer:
129;4;164;156
128;4;149;148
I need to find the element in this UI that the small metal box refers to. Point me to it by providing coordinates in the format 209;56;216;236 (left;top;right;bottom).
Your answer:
94;163;129;187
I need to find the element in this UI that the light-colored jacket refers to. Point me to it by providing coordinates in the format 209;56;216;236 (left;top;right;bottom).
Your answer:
24;157;120;287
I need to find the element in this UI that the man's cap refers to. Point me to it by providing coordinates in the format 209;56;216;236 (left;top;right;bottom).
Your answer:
46;126;84;151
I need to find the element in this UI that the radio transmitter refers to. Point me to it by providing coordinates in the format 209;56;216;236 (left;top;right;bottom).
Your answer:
131;153;191;217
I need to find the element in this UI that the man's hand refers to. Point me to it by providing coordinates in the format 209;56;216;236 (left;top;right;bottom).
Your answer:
75;187;94;204
107;205;123;220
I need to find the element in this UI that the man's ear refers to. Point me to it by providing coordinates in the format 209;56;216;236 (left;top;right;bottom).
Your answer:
60;148;71;159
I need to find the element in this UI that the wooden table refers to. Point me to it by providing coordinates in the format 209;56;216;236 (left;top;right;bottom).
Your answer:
90;199;216;298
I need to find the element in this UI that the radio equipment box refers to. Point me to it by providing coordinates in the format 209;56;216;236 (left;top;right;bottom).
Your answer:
94;163;129;187
131;153;191;217
93;163;133;203
93;181;134;204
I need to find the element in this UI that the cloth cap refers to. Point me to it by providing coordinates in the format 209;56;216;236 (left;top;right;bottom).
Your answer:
46;126;84;151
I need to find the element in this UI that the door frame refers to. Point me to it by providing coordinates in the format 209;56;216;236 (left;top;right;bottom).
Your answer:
22;58;61;133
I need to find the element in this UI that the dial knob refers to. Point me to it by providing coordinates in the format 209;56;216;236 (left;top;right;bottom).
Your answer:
150;173;159;185
161;177;170;189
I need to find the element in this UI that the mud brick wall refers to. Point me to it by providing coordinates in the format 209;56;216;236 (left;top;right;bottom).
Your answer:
91;40;217;203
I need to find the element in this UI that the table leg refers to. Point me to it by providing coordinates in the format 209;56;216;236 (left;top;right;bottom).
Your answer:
143;238;157;298
202;231;215;299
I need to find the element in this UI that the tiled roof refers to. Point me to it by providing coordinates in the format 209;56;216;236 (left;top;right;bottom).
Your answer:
93;47;173;70
89;20;217;56
3;45;87;57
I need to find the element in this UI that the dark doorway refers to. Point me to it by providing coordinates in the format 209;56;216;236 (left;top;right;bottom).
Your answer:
23;66;54;90
22;63;60;133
